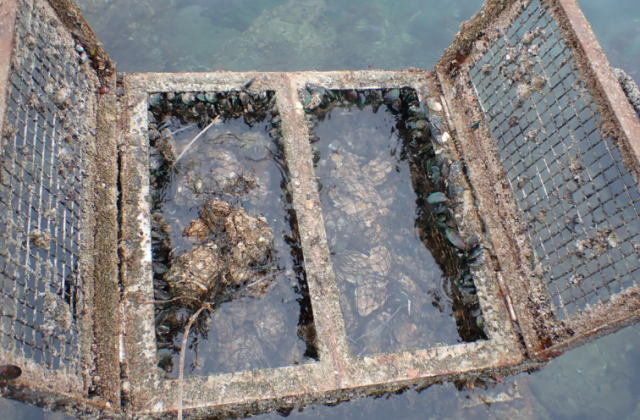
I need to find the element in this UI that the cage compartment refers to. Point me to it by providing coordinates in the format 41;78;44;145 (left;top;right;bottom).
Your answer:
303;86;486;357
435;0;640;358
146;89;317;376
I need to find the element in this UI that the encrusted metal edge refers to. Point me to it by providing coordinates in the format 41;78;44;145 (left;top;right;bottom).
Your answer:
46;0;115;83
0;0;119;417
435;0;640;358
120;70;525;418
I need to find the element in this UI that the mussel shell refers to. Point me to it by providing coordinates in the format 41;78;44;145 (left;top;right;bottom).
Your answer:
402;89;417;102
431;167;441;183
344;89;358;102
445;228;467;250
432;204;448;214
156;323;171;334
427;192;449;205
311;146;321;163
408;104;425;117
467;245;484;260
383;89;400;104
180;92;196;105
466;234;482;250
217;98;230;111
154;289;170;301
299;89;311;106
432;154;445;168
448;183;464;198
467;253;486;267
456;273;473;286
469;307;482;318
153;262;168;275
0;365;22;380
148;93;163;108
151;230;168;240
413;119;429;130
205;92;218;103
306;83;326;95
448;160;461;179
367;90;382;103
429;114;446;136
461;285;477;294
445;208;457;228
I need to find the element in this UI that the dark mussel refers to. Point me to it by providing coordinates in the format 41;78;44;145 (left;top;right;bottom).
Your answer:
0;365;22;380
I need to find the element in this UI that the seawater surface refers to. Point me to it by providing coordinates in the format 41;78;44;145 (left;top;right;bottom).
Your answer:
3;0;640;418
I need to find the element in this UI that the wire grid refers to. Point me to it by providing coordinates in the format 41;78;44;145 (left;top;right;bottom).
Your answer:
0;0;90;372
469;0;640;319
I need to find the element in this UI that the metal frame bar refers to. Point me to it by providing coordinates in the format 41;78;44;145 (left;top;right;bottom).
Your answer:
120;70;527;418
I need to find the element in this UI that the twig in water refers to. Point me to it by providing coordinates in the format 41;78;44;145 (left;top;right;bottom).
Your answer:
355;305;403;357
166;124;196;138
177;303;211;420
354;305;403;343
175;116;221;163
247;269;284;288
139;295;202;305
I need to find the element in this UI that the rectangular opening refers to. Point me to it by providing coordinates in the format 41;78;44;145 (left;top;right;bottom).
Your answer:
147;90;318;376
302;87;486;357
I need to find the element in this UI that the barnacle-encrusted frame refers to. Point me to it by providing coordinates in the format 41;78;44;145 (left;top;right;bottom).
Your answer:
435;0;640;359
119;70;529;418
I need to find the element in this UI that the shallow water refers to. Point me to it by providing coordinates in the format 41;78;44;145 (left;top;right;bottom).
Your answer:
3;0;640;418
309;95;484;356
147;95;316;376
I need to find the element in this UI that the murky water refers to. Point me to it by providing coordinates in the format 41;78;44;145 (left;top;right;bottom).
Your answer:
308;91;484;356
3;0;640;418
147;91;317;376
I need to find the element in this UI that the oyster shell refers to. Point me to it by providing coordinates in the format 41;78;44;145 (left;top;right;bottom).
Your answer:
334;245;391;317
165;198;274;299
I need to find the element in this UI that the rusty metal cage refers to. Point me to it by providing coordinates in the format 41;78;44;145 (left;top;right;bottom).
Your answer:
0;0;639;418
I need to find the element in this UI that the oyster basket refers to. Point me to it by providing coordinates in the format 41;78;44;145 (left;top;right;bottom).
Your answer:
0;0;638;418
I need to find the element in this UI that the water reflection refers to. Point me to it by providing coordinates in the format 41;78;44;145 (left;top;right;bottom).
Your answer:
75;0;486;72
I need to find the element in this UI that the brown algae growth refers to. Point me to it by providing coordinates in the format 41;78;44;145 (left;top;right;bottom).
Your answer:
304;86;486;356
147;90;317;376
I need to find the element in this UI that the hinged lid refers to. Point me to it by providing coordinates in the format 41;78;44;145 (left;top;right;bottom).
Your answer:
434;0;640;358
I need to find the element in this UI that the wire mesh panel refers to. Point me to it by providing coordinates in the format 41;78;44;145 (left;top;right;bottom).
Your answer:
469;0;640;319
436;0;640;356
0;0;101;398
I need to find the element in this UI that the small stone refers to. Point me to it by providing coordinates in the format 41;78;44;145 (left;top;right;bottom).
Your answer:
305;200;314;210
